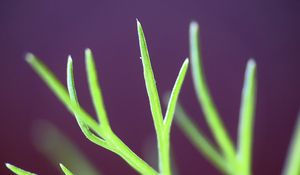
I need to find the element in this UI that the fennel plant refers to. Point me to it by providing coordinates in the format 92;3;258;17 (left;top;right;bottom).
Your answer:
6;20;300;175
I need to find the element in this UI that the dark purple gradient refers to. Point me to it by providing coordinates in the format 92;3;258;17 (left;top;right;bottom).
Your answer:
1;0;300;174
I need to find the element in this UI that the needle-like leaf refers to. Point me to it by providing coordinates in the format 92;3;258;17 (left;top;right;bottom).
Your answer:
137;19;164;133
26;50;158;175
165;97;230;174
60;163;74;175
237;59;257;175
164;58;189;132
282;113;300;175
189;21;235;162
5;163;36;175
25;54;103;136
137;19;168;174
85;49;111;130
67;56;112;151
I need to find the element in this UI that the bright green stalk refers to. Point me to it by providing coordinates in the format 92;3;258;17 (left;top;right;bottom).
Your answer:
282;113;300;175
189;21;235;163
27;53;158;175
137;20;167;175
67;55;158;175
5;163;36;175
85;49;111;130
137;20;188;175
25;54;104;137
164;58;189;133
171;100;230;174
60;163;74;175
162;58;189;175
67;56;113;151
237;59;256;175
137;20;164;134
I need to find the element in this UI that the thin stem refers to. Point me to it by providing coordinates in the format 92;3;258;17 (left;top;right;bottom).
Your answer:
137;20;169;175
25;54;104;136
68;55;158;175
136;20;164;133
107;133;159;175
27;53;158;175
237;59;256;175
60;164;74;175
85;49;111;130
164;58;189;133
189;21;236;163
171;100;230;174
282;112;300;175
5;163;36;175
67;56;114;151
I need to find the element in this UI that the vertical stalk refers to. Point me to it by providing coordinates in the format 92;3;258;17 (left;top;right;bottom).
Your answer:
157;131;171;175
108;133;159;175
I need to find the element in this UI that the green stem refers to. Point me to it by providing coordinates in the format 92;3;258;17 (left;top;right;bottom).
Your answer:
108;133;159;175
189;21;236;164
158;131;171;175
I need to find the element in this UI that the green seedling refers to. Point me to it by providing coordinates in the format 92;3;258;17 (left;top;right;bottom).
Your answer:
6;20;299;175
6;20;188;175
168;21;299;175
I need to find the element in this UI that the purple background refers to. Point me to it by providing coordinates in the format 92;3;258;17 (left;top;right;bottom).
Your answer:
1;0;300;174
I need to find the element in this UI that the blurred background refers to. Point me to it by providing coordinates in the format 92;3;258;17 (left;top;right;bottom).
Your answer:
1;0;300;174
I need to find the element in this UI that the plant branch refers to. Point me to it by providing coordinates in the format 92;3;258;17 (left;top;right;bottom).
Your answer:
189;21;236;163
237;59;256;175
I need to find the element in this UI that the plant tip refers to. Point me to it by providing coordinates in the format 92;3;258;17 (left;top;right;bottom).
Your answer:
247;58;256;69
85;48;92;55
67;55;73;62
136;18;140;25
25;53;35;63
5;163;12;168
184;58;189;64
59;163;64;168
190;21;199;31
136;19;142;30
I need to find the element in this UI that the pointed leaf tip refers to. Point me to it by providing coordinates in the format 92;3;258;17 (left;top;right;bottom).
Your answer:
247;59;256;69
190;21;199;31
5;163;36;175
5;163;12;168
184;58;189;65
25;53;35;63
68;55;73;63
59;163;74;175
85;48;92;56
136;19;141;27
59;163;64;169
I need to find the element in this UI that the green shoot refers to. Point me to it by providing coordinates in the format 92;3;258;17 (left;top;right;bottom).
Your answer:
137;20;164;134
26;53;158;175
171;21;258;175
282;113;300;175
5;163;36;175
67;56;113;151
164;98;229;174
237;59;257;175
5;20;300;175
25;54;103;136
85;49;111;130
189;21;236;163
137;19;189;175
59;163;74;175
164;59;189;133
15;20;188;175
